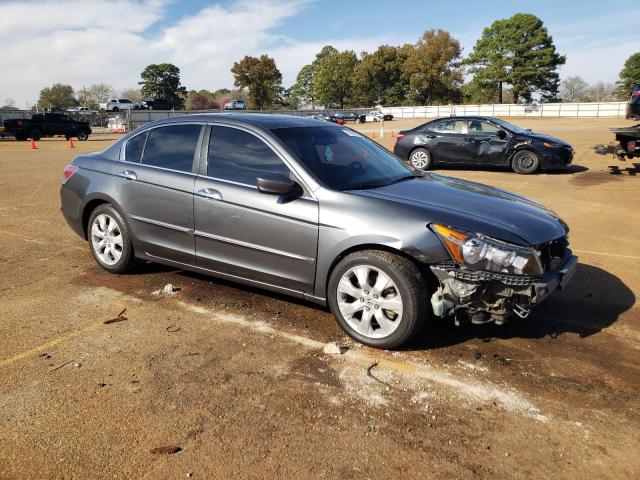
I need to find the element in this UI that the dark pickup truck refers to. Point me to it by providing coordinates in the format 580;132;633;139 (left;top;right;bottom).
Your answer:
3;113;92;141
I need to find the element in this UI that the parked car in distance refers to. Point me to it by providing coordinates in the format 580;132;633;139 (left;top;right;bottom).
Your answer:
142;99;173;110
394;116;573;174
626;83;640;120
67;106;92;114
310;113;345;125
4;112;91;141
365;111;394;122
60;114;576;349
99;99;136;112
224;99;247;110
329;112;366;123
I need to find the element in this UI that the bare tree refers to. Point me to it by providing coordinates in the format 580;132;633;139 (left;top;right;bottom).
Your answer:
585;82;617;102
559;76;589;102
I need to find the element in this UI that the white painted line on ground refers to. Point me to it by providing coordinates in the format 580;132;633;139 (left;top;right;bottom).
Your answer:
573;249;640;260
179;301;548;422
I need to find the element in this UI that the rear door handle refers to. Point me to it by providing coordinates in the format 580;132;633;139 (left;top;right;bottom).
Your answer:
117;170;137;180
196;188;223;201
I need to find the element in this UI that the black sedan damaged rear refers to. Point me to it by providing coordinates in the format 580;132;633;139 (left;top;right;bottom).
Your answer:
394;116;573;174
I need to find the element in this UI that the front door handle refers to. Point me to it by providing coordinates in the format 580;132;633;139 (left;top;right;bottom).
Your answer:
117;170;137;180
196;188;223;201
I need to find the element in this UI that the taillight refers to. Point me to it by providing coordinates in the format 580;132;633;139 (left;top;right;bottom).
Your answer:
16;119;23;127
633;91;640;97
396;134;406;142
62;165;78;184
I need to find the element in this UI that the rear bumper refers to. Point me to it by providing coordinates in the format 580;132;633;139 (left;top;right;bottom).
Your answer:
393;143;410;160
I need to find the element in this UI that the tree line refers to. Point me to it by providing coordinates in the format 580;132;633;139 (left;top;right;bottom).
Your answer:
6;13;639;112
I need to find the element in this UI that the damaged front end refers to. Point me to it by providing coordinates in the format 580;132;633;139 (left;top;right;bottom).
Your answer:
428;224;577;326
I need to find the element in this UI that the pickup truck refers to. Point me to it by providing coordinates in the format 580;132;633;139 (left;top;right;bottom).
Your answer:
3;113;92;141
99;98;137;112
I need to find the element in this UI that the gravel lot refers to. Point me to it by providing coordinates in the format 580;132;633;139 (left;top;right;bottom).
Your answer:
1;117;639;479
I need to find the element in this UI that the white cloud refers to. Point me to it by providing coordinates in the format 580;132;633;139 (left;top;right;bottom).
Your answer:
1;0;635;108
0;0;316;107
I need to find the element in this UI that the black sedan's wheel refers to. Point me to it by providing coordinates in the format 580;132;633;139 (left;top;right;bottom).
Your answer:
328;250;427;349
410;148;432;171
77;131;89;141
512;150;540;174
88;204;136;273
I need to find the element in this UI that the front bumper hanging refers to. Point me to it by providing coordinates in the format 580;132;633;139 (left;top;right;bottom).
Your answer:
429;252;578;325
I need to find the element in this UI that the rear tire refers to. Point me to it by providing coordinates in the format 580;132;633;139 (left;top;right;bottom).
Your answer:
112;107;119;112
77;131;89;141
409;147;432;171
511;150;540;174
88;204;136;274
327;250;427;349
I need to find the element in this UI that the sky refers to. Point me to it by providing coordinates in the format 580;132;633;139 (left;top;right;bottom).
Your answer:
0;0;638;108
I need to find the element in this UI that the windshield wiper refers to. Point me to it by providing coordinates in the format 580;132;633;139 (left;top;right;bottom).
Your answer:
386;174;422;186
341;182;386;191
342;175;421;191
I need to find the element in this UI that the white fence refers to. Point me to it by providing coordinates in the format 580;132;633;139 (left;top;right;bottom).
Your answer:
381;102;628;119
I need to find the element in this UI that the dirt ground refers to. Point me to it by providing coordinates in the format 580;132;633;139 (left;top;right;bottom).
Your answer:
1;117;639;479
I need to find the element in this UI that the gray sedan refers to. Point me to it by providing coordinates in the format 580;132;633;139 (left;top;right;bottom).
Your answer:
60;114;576;348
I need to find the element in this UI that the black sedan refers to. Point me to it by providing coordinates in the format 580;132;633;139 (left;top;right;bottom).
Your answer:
394;116;573;174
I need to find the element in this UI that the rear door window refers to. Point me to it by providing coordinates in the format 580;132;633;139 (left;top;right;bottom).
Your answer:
467;120;500;135
125;131;148;163
141;124;202;172
207;126;290;185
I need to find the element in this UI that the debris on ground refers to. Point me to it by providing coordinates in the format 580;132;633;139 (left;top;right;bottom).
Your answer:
493;354;511;366
323;342;346;355
104;308;127;324
149;446;182;454
152;284;181;295
73;362;81;368
166;325;181;333
50;360;74;371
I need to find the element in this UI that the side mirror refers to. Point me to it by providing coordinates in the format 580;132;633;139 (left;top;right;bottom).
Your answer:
257;174;300;196
496;129;507;139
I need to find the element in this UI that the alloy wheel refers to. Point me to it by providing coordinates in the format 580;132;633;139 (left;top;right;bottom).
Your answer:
91;214;123;265
336;265;404;339
411;150;430;169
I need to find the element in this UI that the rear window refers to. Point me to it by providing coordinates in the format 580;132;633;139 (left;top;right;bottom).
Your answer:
125;131;148;163
141;125;201;172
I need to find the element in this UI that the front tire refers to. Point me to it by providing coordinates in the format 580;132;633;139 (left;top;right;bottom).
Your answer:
77;131;89;141
112;107;119;112
511;150;540;174
30;129;42;141
328;250;427;349
409;147;432;171
88;204;136;274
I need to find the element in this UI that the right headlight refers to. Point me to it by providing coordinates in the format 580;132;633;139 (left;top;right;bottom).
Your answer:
431;223;543;276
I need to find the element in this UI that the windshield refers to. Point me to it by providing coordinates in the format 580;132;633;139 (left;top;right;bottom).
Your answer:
272;126;416;190
491;118;529;134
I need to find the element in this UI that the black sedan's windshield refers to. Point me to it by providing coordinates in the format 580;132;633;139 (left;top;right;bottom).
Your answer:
491;118;529;134
272;126;416;190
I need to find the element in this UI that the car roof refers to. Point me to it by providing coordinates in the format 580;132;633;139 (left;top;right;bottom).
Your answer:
142;113;335;130
430;116;499;122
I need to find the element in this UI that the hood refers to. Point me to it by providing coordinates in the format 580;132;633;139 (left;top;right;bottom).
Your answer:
518;131;571;148
353;174;567;246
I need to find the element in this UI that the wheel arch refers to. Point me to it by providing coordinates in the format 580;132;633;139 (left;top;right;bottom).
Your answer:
80;195;128;240
324;243;438;302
